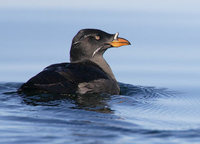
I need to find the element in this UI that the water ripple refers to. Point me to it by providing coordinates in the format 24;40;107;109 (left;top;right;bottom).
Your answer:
0;82;200;144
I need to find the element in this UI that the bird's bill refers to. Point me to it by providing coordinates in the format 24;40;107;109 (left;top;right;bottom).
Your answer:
109;37;131;47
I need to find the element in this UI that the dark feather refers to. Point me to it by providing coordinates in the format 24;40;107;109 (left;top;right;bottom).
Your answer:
19;60;118;94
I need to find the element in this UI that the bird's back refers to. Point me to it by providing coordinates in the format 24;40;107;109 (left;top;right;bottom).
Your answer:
19;60;119;95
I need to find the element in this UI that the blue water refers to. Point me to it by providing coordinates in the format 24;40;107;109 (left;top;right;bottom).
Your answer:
1;83;200;144
1;8;200;144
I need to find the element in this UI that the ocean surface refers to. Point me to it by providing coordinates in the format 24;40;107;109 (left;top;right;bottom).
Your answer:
0;8;200;144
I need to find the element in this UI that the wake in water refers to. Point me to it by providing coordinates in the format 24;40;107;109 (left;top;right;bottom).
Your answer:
1;82;176;112
0;82;200;144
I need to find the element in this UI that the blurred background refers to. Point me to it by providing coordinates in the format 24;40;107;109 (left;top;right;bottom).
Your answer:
0;0;200;89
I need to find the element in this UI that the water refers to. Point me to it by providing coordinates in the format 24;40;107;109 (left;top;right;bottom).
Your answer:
0;83;200;144
1;6;200;144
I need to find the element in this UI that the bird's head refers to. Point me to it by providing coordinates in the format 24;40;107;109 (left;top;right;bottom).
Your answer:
70;29;131;62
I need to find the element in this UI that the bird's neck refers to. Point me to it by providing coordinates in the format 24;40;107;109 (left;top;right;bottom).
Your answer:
91;56;117;81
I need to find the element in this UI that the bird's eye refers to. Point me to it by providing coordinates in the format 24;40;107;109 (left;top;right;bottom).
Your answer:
95;35;100;40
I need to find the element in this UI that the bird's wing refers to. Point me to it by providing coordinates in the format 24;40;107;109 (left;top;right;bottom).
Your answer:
19;61;110;94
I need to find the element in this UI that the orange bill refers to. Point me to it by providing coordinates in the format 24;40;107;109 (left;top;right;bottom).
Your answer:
109;38;131;47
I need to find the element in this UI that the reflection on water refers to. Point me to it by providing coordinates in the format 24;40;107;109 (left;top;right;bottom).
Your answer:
0;82;200;144
20;92;113;113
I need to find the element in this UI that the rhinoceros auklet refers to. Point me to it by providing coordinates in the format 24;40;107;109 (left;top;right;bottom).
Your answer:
18;29;130;95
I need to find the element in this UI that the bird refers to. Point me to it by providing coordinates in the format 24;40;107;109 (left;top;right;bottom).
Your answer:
18;29;131;95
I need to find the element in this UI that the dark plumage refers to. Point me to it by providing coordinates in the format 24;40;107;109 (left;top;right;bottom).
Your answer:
18;29;130;95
